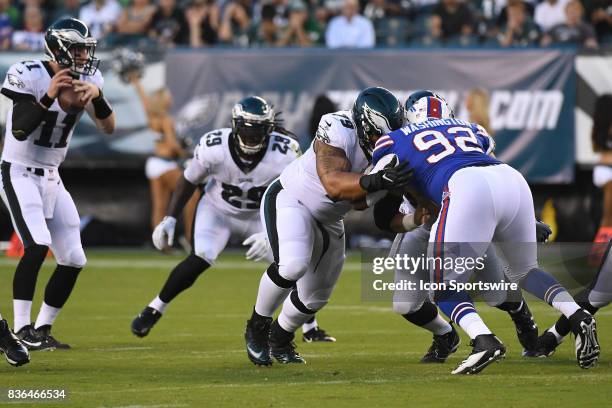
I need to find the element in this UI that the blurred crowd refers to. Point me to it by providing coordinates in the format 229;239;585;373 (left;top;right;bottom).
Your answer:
0;0;610;51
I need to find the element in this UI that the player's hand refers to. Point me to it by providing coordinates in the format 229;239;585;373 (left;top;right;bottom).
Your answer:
242;232;270;262
152;216;177;250
47;68;73;99
72;80;100;103
359;156;413;193
536;219;552;242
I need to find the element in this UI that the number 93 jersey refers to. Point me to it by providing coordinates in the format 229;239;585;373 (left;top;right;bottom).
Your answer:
184;128;301;218
372;118;500;204
1;60;104;169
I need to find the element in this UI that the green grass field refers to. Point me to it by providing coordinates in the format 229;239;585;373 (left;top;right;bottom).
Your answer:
0;250;610;407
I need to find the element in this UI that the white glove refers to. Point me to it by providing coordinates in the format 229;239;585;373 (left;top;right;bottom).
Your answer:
242;232;270;262
152;216;177;251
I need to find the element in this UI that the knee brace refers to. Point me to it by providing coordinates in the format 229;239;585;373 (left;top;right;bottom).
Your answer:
279;257;310;282
60;247;87;269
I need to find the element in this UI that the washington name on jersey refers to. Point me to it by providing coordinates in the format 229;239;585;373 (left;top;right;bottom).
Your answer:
372;118;500;204
184;128;301;218
1;60;104;169
279;110;369;224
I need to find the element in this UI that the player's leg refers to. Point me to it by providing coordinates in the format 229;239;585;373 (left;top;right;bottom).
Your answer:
589;166;612;265
537;241;612;356
430;168;505;374
0;163;51;349
246;181;316;365
34;184;87;349
269;220;345;364
391;227;459;363
132;195;229;337
478;245;538;355
0;311;29;367
495;164;599;368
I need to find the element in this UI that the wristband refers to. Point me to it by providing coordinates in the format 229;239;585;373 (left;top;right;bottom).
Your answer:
39;93;54;109
91;89;113;119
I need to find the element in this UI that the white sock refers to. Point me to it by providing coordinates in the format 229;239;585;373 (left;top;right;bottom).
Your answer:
13;299;32;332
34;302;61;329
548;325;564;342
551;292;581;318
254;273;291;317
423;315;452;335
278;295;311;333
302;317;318;332
148;296;168;314
457;312;492;339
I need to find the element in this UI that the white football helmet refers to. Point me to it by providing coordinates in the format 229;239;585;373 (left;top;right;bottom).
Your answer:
404;90;454;124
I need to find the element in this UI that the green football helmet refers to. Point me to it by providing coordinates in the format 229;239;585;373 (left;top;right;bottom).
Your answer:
231;96;275;156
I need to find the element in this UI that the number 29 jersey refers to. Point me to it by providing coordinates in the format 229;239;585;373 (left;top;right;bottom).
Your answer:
372;118;501;204
1;60;104;169
184;128;301;218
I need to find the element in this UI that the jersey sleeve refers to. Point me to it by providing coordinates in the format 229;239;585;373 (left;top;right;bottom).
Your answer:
1;62;36;101
371;133;396;167
315;113;352;153
472;123;495;155
183;132;219;184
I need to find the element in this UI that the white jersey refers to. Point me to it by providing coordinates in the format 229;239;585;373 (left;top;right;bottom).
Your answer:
279;110;369;224
184;128;301;219
1;59;104;169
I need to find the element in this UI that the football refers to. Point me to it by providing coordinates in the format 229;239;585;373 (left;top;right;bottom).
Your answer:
58;86;87;114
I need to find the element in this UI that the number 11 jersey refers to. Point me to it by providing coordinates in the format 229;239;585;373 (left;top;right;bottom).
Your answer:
184;128;301;218
1;60;104;169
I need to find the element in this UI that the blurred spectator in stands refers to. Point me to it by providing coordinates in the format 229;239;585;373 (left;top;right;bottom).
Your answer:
542;0;598;48
251;3;280;45
365;0;413;45
184;0;219;47
534;0;569;33
306;94;337;148
11;6;44;50
149;0;189;46
584;0;611;42
79;0;122;40
0;0;15;50
116;0;156;38
465;88;492;135
429;0;474;42
219;0;252;45
277;0;313;46
325;0;375;48
498;0;539;46
50;0;80;22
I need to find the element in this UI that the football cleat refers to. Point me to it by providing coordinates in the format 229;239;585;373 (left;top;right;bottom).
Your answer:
535;330;561;357
508;302;539;356
569;309;600;369
270;322;305;364
303;327;336;343
15;324;44;351
452;334;506;375
421;324;460;363
131;307;162;338
245;315;273;366
35;325;71;350
0;319;29;367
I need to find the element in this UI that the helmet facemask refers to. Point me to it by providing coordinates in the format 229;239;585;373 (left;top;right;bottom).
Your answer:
231;97;276;157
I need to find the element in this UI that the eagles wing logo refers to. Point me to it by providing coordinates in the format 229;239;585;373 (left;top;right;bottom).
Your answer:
7;74;25;89
363;102;392;135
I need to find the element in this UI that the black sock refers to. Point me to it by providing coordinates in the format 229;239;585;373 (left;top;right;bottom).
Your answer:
13;244;48;300
496;300;523;313
159;254;210;303
44;265;82;308
305;316;315;324
402;301;439;327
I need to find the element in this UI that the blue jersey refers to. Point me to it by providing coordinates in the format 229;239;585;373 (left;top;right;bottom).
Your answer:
372;118;501;204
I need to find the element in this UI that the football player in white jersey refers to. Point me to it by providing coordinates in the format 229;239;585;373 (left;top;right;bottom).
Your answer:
244;87;411;365
131;96;335;342
0;18;115;350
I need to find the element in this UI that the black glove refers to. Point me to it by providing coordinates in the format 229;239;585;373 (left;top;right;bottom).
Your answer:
536;219;552;242
359;156;413;193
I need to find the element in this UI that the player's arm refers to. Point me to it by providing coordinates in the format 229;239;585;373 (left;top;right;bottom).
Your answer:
78;81;115;134
3;67;72;140
315;139;365;201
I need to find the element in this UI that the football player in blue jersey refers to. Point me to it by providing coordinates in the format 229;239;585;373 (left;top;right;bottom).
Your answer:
370;90;600;374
